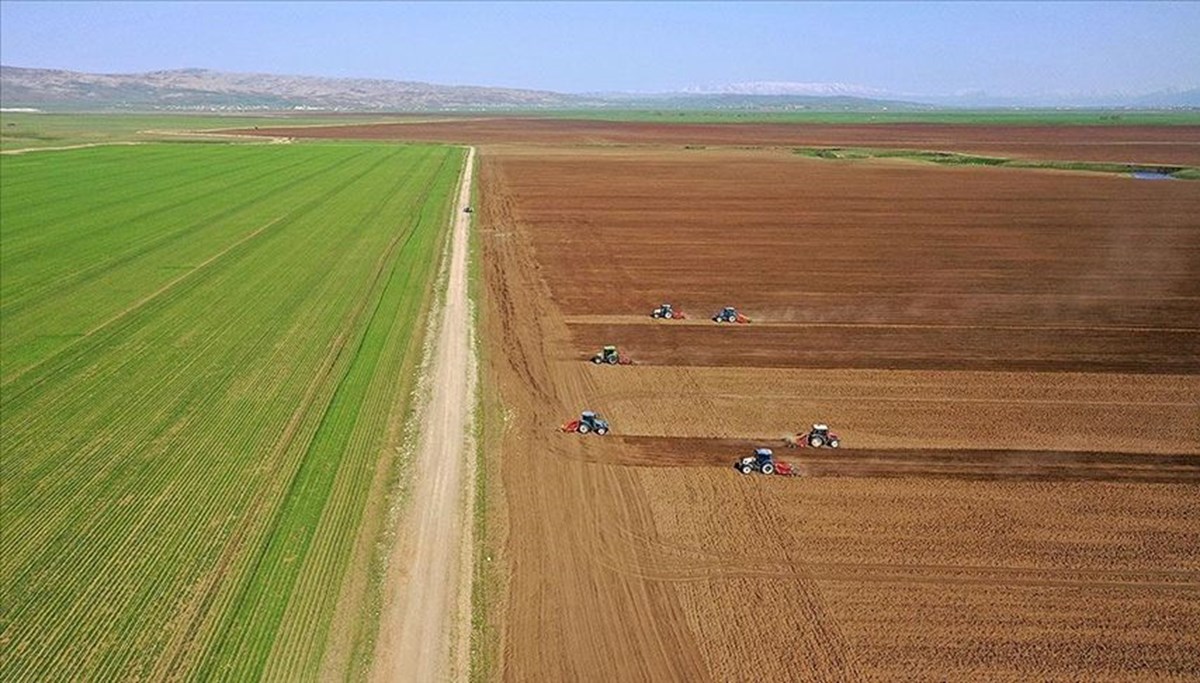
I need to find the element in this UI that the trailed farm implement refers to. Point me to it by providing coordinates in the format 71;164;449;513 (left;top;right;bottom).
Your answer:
712;306;750;324
785;423;841;449
735;448;802;476
591;345;634;365
561;411;610;435
651;303;687;319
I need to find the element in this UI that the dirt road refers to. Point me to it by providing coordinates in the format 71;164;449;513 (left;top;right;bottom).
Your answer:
372;147;477;682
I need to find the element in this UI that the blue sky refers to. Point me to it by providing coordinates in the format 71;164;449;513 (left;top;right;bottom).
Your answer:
2;1;1198;95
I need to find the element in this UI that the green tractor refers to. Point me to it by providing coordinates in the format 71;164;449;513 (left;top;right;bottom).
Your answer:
591;345;633;365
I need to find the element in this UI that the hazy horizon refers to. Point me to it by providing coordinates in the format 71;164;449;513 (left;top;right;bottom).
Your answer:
2;1;1198;98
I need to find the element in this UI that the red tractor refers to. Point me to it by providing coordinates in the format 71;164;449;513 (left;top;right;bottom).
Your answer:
789;423;840;449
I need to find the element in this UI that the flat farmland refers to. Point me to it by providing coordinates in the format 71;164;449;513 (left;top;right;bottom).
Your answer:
473;141;1200;680
1;142;463;680
242;117;1200;166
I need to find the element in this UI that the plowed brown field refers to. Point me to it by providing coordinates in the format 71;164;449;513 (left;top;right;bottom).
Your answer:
467;137;1200;681
240;118;1200;680
240;117;1200;166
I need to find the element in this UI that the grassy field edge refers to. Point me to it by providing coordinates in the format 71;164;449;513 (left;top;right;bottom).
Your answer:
467;150;507;683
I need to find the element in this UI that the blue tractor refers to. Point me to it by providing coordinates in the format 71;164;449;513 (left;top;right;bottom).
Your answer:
712;306;750;324
736;448;777;475
561;410;610;435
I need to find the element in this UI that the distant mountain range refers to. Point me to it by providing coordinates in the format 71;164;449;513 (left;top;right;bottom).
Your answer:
0;66;589;111
683;81;1200;108
2;65;1196;112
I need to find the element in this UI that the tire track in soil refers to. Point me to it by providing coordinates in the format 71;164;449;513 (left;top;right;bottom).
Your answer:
477;153;714;681
597;519;1200;590
605;436;1200;484
477;140;1200;682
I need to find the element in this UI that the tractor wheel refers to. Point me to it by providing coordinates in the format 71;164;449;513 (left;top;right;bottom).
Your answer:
652;312;661;319
591;356;602;364
740;464;752;475
830;439;840;449
578;423;590;434
664;311;673;319
596;427;608;435
606;356;618;365
809;435;824;448
762;463;775;475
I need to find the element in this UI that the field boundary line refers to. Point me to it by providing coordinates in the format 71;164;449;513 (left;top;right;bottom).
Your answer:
0;141;147;155
140;129;295;144
563;316;1200;334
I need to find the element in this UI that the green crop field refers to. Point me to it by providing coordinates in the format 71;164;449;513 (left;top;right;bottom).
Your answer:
1;142;463;680
0;112;407;152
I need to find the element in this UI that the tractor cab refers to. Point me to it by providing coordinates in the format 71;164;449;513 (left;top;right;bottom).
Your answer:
713;307;747;323
579;411;609;434
737;448;776;475
804;423;840;448
591;345;632;365
593;345;619;364
561;411;610;435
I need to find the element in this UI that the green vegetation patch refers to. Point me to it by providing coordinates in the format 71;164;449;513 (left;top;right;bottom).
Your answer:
1;142;463;680
0;112;411;151
793;146;1199;179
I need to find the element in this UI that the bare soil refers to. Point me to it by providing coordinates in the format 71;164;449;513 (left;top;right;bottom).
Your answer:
237;117;1200;166
470;141;1200;681
254;117;1200;680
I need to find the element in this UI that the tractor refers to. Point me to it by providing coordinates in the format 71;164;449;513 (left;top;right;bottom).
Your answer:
591;345;633;365
561;411;609;435
798;423;840;449
651;303;686;319
735;448;799;476
712;306;750;324
463;206;474;214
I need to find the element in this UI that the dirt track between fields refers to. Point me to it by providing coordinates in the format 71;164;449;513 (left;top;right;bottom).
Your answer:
372;147;475;682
